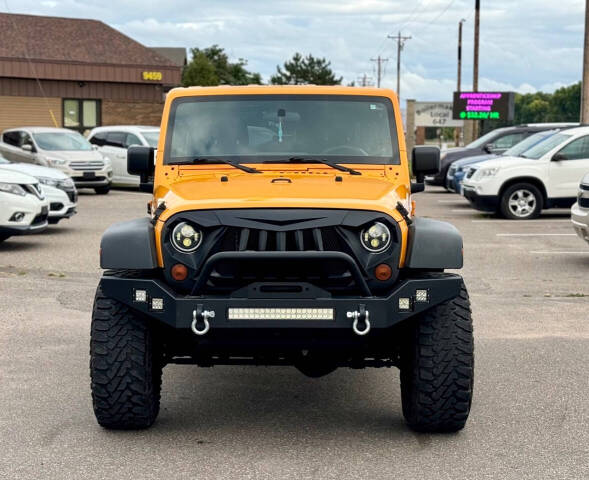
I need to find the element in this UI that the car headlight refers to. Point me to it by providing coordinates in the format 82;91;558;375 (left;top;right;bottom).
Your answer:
59;177;75;189
101;155;112;167
360;222;391;253
0;182;27;196
38;177;58;187
171;222;203;253
473;167;499;181
45;157;67;167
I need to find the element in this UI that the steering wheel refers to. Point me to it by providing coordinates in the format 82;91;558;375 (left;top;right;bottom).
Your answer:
321;145;369;156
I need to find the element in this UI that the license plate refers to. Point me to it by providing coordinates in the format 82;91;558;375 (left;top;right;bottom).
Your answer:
83;171;96;179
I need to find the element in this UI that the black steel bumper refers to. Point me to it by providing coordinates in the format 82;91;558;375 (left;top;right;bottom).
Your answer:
99;273;463;332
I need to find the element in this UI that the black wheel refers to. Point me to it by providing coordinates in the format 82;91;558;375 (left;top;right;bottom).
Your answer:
499;183;542;220
0;234;9;243
94;184;111;195
400;282;474;433
90;284;162;429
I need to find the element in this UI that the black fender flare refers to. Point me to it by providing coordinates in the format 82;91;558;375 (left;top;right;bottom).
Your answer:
100;217;158;269
405;217;463;269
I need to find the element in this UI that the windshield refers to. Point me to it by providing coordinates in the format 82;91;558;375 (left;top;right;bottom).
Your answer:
165;95;399;165
33;132;92;151
466;128;510;149
141;131;160;148
522;133;571;159
503;130;558;157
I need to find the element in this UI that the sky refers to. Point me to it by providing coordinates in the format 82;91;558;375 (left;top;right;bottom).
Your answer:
1;0;586;102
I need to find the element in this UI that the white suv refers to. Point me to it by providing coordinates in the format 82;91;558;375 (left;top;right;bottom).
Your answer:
571;173;589;244
462;126;589;219
87;126;159;187
0;127;113;194
0;169;49;243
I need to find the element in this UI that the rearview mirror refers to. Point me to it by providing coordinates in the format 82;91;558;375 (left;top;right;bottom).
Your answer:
552;153;567;161
483;143;494;154
128;146;155;192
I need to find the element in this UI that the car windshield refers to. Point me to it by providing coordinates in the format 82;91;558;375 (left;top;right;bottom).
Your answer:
521;133;572;159
165;95;399;165
503;130;558;157
466;128;510;149
141;131;160;148
33;132;92;151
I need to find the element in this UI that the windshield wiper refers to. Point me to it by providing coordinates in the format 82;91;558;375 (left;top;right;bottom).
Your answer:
172;157;261;174
266;157;361;175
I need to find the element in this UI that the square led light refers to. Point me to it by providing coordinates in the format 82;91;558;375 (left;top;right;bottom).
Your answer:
398;297;412;311
134;289;147;302
415;289;429;303
151;298;164;310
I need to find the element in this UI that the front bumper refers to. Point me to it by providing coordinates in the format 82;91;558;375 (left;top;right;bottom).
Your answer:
45;187;77;219
99;273;463;332
70;168;112;188
462;185;499;212
571;202;589;245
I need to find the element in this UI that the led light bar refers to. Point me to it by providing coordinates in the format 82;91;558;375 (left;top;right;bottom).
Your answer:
151;298;164;310
228;308;334;320
415;289;429;303
134;289;147;303
398;297;412;311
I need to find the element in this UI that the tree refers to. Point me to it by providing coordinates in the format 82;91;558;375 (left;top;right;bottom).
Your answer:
270;53;342;85
182;45;262;87
514;82;580;124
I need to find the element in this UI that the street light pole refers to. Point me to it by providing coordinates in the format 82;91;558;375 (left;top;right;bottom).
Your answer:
472;0;480;139
456;18;466;146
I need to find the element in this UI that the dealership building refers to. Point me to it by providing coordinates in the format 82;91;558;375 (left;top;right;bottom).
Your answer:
0;13;183;133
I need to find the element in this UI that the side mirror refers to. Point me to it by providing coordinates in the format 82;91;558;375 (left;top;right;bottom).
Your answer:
552;153;567;161
91;144;98;150
128;146;155;192
411;146;440;194
21;143;33;152
483;143;494;154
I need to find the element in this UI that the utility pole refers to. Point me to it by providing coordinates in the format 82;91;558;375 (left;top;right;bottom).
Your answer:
581;0;589;122
357;74;374;87
370;56;388;88
388;31;412;98
456;19;466;146
472;0;480;139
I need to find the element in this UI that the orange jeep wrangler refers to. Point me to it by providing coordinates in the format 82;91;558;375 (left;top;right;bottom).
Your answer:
91;86;473;432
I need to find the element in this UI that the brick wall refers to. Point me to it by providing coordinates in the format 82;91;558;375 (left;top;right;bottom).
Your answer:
102;100;163;127
0;95;62;132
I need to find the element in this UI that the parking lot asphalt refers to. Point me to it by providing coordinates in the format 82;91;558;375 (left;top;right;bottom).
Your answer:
1;186;588;480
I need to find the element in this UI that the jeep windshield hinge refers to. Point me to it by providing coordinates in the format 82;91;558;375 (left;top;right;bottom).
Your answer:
396;201;413;225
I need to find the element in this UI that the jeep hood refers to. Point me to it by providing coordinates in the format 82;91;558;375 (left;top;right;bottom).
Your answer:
158;170;407;222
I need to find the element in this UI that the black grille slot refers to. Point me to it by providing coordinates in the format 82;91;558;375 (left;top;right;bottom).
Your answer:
580;197;589;208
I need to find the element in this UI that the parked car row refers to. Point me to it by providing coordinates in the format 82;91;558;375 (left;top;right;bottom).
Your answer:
436;124;589;245
0;124;160;244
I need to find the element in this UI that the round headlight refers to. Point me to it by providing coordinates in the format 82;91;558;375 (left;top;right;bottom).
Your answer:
171;222;203;253
360;222;391;253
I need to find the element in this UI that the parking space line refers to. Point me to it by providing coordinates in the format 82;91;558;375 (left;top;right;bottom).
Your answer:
530;251;588;254
496;233;577;237
472;219;570;223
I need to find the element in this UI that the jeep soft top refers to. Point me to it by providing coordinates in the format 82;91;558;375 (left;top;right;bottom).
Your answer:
90;86;473;432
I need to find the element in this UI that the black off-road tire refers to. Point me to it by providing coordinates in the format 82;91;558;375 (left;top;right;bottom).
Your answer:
0;234;9;243
400;282;474;433
90;284;162;429
94;184;111;195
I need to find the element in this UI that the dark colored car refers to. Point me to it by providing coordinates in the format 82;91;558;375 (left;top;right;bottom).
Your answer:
426;123;578;188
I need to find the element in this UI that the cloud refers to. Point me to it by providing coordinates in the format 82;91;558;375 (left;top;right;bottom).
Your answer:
0;0;585;101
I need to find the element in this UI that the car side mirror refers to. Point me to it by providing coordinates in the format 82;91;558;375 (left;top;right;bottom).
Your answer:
91;144;98;150
483;143;494;154
128;145;155;192
552;153;567;161
21;143;33;152
411;146;440;193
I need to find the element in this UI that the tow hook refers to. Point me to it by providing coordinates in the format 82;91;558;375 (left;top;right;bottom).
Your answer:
347;304;371;336
191;304;215;336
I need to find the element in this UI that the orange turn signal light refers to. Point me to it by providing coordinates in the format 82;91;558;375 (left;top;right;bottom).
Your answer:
171;263;188;281
374;263;392;281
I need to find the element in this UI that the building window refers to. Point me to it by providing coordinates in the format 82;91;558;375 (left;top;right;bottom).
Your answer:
63;99;101;133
